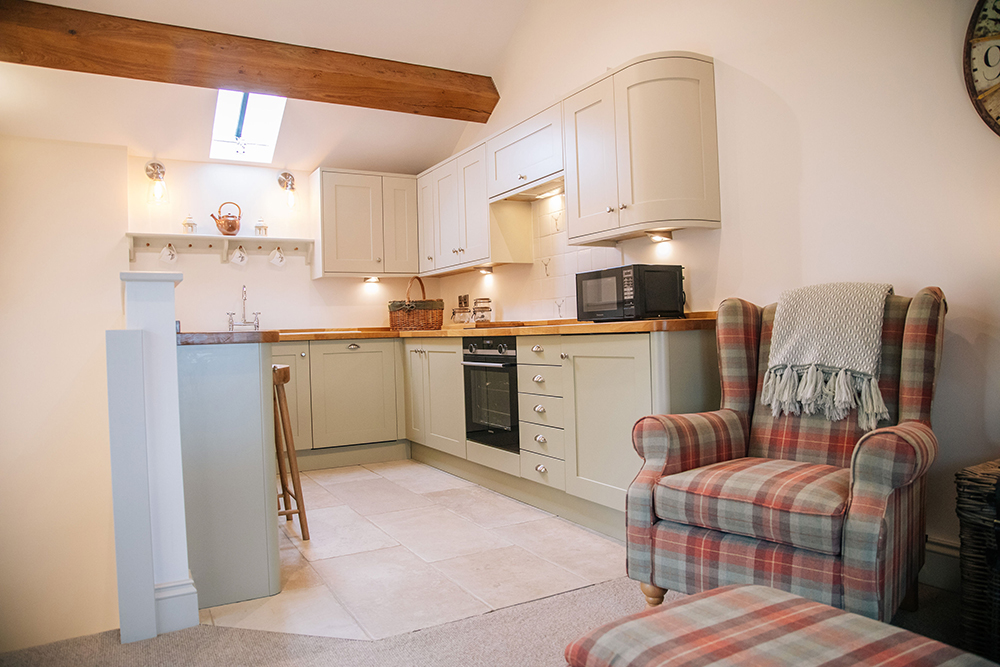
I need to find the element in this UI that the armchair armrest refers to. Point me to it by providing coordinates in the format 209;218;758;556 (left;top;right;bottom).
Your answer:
850;420;938;493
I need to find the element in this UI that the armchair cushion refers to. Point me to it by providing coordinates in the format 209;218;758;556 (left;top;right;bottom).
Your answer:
654;458;850;555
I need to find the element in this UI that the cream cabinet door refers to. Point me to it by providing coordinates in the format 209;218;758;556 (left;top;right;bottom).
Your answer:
614;57;721;228
423;339;467;459
432;161;461;269
309;339;397;448
564;77;619;241
270;342;313;450
382;177;419;274
417;174;436;273
320;172;385;273
456;144;489;266
486;103;563;198
561;334;651;511
403;339;428;444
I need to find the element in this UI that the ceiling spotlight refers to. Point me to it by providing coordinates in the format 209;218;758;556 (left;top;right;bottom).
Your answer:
646;231;673;243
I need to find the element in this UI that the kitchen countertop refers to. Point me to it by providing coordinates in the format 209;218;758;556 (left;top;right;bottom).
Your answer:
177;314;716;344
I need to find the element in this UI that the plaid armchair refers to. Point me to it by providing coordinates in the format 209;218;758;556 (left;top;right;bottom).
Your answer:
626;287;947;621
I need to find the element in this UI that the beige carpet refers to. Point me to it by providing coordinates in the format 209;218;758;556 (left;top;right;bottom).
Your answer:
0;578;681;667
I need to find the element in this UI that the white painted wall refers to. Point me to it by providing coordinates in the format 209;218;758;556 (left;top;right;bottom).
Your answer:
0;136;128;651
444;0;999;548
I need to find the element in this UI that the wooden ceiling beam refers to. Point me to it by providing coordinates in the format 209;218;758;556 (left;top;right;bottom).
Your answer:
0;0;499;123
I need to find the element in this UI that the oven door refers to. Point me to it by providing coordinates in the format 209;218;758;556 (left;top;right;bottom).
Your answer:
462;357;519;453
576;268;625;321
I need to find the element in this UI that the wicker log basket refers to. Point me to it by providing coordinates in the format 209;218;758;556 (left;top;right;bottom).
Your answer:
388;276;444;331
955;459;1000;661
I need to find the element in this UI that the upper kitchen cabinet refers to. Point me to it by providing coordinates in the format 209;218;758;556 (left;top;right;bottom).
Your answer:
486;104;563;200
310;169;418;278
417;143;532;276
564;53;721;245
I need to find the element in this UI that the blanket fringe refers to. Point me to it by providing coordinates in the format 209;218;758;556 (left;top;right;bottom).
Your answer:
761;365;888;431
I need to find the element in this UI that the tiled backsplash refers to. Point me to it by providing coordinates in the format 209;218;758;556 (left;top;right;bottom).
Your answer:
527;194;623;320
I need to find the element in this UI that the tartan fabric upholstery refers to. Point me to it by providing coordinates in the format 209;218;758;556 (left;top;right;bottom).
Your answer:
565;585;987;667
654;458;850;555
627;287;946;622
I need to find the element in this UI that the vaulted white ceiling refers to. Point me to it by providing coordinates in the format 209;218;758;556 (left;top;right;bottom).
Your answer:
0;0;530;174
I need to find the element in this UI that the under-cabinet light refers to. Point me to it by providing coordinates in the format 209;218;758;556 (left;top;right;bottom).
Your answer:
535;187;564;200
646;231;673;243
210;90;287;163
363;277;380;283
478;267;493;274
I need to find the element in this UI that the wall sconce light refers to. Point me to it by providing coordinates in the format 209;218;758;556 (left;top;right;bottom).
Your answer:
478;266;493;274
278;172;295;208
363;276;380;283
646;231;673;243
145;160;167;204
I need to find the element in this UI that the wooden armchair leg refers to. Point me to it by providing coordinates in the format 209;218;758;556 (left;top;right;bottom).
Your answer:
640;582;667;608
899;578;919;613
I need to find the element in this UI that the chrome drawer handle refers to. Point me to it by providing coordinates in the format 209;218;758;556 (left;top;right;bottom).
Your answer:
347;343;360;350
532;374;544;383
535;464;547;473
533;404;546;413
532;344;543;352
534;434;547;444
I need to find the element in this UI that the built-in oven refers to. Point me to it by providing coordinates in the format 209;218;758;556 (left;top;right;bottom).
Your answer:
462;336;519;454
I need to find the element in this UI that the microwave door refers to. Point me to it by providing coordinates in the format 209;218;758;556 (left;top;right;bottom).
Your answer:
580;272;623;319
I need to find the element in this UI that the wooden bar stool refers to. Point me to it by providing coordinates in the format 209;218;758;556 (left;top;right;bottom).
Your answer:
273;364;309;540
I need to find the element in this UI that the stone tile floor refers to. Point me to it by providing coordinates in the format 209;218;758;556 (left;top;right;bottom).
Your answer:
197;460;627;640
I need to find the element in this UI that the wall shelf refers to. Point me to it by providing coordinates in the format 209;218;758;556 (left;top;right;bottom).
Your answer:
126;232;315;265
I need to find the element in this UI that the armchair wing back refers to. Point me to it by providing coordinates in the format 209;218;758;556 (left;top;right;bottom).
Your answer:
627;286;946;621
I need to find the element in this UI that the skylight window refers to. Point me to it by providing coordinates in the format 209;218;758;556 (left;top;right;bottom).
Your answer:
209;90;287;163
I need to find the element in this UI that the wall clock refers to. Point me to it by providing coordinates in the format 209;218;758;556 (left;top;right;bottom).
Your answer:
965;0;1000;136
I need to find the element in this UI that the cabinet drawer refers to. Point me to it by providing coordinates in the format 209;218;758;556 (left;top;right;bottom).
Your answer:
520;451;565;491
518;422;565;460
517;336;563;366
517;364;563;397
487;104;563;198
518;393;563;428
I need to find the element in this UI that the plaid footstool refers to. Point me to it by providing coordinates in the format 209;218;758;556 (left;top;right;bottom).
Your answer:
566;585;991;666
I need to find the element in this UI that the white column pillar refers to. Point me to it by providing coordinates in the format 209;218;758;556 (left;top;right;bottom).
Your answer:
108;271;198;641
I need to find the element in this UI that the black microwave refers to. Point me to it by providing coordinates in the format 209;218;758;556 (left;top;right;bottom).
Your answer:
576;264;685;321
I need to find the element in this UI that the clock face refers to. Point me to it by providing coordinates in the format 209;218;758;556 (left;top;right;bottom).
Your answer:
966;0;1000;135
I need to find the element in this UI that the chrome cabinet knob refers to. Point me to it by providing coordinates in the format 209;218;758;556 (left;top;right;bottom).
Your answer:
560;352;569;359
427;255;433;261
532;374;544;383
533;404;546;413
532;344;543;352
606;206;616;213
300;352;306;357
535;464;547;473
376;257;382;262
458;247;465;253
620;204;628;210
347;343;360;350
534;434;547;444
518;174;527;180
452;248;458;254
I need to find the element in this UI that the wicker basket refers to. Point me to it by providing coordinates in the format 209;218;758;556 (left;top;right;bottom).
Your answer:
956;459;1000;660
388;276;444;331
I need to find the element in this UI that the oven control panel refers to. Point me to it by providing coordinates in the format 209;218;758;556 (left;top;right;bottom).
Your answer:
464;336;516;357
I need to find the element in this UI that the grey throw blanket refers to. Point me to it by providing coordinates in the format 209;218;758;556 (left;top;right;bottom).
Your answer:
760;282;893;431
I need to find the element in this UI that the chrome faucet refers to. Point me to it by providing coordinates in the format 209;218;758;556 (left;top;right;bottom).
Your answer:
228;284;260;331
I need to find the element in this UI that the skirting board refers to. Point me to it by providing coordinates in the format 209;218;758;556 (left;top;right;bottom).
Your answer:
922;538;960;593
295;440;410;471
154;577;199;635
411;443;626;542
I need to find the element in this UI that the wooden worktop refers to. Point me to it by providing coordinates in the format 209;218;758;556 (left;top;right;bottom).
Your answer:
276;313;715;342
176;314;716;344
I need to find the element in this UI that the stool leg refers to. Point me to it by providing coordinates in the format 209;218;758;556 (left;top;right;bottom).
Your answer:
276;382;309;541
640;582;667;608
273;388;293;520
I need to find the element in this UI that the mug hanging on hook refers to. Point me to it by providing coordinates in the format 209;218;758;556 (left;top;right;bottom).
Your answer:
159;243;177;264
268;246;285;267
230;244;248;266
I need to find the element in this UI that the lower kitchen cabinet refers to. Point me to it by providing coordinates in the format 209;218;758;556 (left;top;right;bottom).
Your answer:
560;331;719;512
271;341;313;450
404;338;466;458
309;339;398;448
